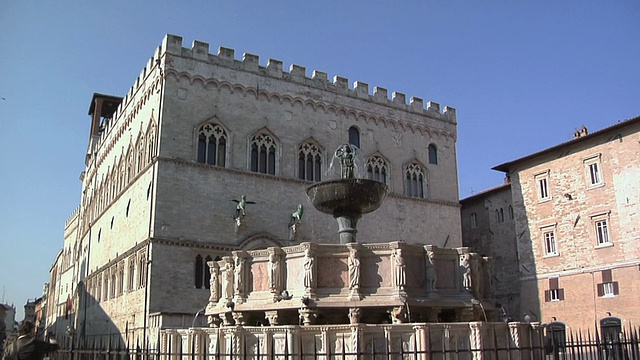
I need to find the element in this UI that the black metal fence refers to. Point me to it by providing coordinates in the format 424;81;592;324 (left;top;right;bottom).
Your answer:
48;325;640;360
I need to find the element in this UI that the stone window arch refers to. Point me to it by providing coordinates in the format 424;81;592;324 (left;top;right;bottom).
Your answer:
250;132;277;175
102;272;108;301
110;166;117;202
471;213;478;228
126;146;134;183
195;255;204;289
366;155;389;184
428;144;438;165
117;262;124;296
204;255;212;289
404;162;426;198
348;126;360;148
96;274;102;302
239;233;284;250
147;123;157;164
118;158;125;193
298;141;323;181
138;251;147;288
195;255;214;289
110;266;117;298
197;122;227;166
128;256;135;291
136;133;146;173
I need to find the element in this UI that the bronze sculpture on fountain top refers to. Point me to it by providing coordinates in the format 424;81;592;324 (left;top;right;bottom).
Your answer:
306;144;388;244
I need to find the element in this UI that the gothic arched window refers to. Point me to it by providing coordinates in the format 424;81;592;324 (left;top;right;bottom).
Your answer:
128;256;135;291
147;125;157;164
138;252;147;289
103;272;109;300
348;126;360;148
204;255;213;289
366;156;388;184
197;123;227;166
405;163;425;198
117;262;124;296
428;144;438;165
127;148;134;183
110;267;117;298
195;255;204;289
298;142;322;181
136;134;145;173
251;133;277;175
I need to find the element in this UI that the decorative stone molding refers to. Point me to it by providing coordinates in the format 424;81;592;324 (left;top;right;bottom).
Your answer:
205;242;493;325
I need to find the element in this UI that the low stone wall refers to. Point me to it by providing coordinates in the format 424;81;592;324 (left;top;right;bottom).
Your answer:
160;322;543;360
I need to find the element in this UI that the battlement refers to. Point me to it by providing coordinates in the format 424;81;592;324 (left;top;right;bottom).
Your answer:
65;205;80;228
161;34;456;122
88;34;456;178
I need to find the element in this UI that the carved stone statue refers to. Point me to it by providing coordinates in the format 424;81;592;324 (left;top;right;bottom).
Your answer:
221;260;234;301
425;250;437;292
393;248;406;290
461;254;472;291
335;144;356;179
348;248;360;290
472;257;481;295
234;255;244;294
484;257;494;298
390;306;406;324
268;253;281;293
303;249;315;288
209;262;220;302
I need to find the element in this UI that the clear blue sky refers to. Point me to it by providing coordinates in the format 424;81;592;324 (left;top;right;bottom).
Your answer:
1;1;638;320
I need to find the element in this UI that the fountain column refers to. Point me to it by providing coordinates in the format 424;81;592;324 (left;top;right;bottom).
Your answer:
306;144;388;245
335;213;361;243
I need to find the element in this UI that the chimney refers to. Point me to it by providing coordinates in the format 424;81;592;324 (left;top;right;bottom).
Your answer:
574;125;589;139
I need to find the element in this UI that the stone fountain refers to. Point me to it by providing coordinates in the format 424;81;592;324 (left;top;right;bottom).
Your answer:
202;144;495;330
306;144;388;244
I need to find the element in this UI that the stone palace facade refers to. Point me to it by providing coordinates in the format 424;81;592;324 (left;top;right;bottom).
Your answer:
45;34;464;344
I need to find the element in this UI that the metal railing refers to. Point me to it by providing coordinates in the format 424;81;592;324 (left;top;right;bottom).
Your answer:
49;325;640;360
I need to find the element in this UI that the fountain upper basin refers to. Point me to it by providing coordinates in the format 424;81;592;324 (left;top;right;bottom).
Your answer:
306;179;388;216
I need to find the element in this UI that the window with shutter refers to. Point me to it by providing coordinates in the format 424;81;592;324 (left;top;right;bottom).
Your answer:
598;269;618;297
546;277;563;302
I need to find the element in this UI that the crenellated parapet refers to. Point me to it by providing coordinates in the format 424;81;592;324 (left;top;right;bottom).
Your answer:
160;34;456;123
65;205;81;228
84;33;457;185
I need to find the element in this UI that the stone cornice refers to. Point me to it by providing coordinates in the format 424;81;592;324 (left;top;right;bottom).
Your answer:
152;237;238;252
520;260;640;281
161;156;461;208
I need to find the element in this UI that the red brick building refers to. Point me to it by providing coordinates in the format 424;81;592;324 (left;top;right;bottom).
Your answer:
492;116;640;331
